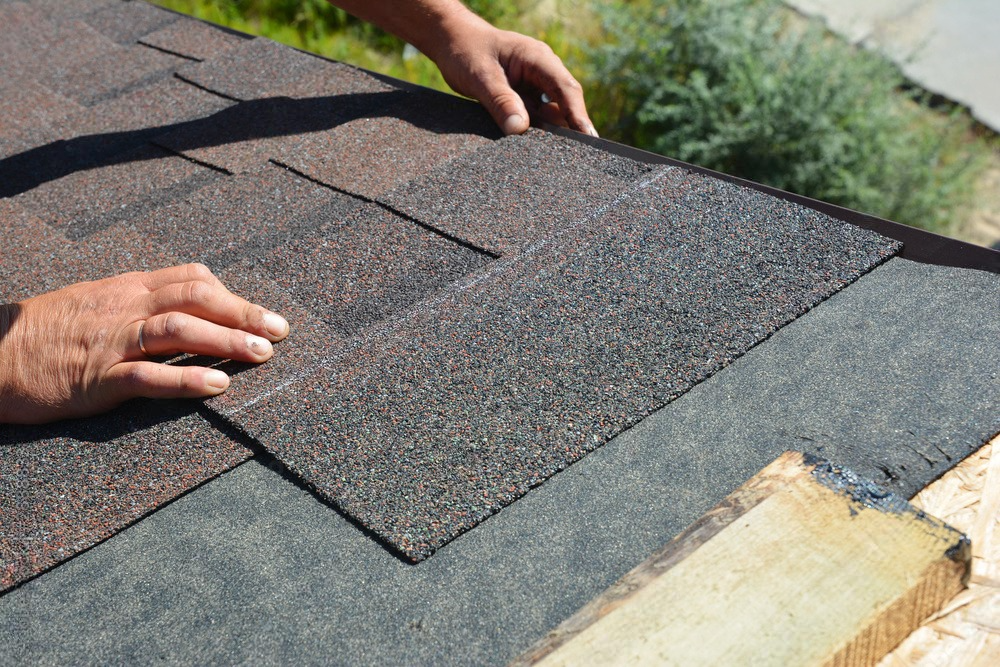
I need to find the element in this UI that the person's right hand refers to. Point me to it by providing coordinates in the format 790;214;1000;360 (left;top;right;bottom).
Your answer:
0;263;289;425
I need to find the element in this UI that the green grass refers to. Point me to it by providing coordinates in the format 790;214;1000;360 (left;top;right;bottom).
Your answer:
151;0;989;236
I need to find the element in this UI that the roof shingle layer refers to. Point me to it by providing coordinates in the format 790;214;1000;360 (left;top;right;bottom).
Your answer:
230;166;898;560
1;0;905;588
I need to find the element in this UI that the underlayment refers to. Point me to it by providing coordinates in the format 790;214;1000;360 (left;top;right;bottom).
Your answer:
1;258;995;666
228;166;898;560
0;401;251;591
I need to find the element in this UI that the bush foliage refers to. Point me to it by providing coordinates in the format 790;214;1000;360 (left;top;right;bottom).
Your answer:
584;0;982;232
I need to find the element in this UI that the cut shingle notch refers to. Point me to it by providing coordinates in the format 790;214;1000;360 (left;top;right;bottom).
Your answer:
151;91;404;173
82;0;180;45
138;15;250;62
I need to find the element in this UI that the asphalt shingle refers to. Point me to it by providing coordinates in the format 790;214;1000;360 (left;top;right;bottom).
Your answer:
275;91;500;200
245;195;494;339
231;166;900;560
379;128;655;255
138;14;248;61
0;401;251;593
81;0;179;45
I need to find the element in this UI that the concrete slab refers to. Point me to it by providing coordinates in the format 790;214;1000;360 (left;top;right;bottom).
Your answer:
786;0;1000;131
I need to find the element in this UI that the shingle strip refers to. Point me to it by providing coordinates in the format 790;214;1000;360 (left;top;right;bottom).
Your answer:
0;401;251;593
379;129;655;255
175;37;395;101
231;165;900;561
82;0;179;45
134;164;344;271
45;43;188;107
245;195;494;340
10;144;221;239
138;14;248;61
152;92;396;174
275;91;500;200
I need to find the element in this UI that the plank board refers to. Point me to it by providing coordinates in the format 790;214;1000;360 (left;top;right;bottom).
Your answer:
512;451;971;667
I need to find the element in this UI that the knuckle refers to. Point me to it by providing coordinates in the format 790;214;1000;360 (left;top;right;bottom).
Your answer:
185;262;215;283
123;364;152;389
162;312;187;338
178;369;199;392
185;280;214;307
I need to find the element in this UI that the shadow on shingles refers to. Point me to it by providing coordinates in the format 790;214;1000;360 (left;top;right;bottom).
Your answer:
0;88;494;198
0;398;199;447
195;405;419;567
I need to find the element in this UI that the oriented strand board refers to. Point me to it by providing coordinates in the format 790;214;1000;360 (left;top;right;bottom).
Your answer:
513;451;970;667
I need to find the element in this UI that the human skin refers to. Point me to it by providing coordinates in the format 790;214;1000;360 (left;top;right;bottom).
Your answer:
0;2;593;424
327;0;598;137
0;264;289;424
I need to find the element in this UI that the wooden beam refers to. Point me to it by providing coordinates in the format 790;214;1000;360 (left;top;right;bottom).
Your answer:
512;451;970;667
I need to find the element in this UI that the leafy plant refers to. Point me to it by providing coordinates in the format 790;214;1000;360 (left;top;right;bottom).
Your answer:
584;0;984;232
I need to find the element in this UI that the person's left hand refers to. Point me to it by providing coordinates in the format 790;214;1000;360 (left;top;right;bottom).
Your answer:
429;19;598;137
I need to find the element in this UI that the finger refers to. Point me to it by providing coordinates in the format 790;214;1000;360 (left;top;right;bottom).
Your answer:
467;60;531;135
521;53;597;137
145;280;289;342
140;262;226;292
102;361;230;402
131;313;274;362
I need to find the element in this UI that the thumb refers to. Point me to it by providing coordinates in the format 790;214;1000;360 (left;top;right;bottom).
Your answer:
472;64;530;135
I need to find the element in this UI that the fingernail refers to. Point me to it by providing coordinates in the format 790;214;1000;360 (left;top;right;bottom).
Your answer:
247;334;273;357
503;114;526;135
205;369;230;392
263;312;288;338
587;124;600;138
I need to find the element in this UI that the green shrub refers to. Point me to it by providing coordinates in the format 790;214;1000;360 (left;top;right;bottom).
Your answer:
585;0;983;233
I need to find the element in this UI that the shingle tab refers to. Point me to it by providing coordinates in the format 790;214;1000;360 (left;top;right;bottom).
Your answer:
247;196;494;338
135;165;342;270
82;0;179;44
176;38;326;100
275;91;500;199
200;260;343;416
379;129;655;255
10;144;220;239
0;78;84;142
45;43;187;106
0;17;118;80
152;93;392;174
0;401;251;593
138;14;248;61
232;166;899;561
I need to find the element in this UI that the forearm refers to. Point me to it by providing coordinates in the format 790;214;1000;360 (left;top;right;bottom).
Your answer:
326;0;488;62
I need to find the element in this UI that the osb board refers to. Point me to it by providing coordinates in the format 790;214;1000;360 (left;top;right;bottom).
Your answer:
512;451;970;667
879;434;1000;666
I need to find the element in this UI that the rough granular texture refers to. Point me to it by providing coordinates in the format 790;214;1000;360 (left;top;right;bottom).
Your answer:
135;164;341;271
81;0;179;45
152;93;393;174
276;92;499;200
138;15;248;61
0;78;83;140
233;166;900;561
0;16;116;79
45;43;186;107
175;35;394;101
0;401;252;593
245;195;494;339
10;144;219;239
379;128;655;255
201;260;344;416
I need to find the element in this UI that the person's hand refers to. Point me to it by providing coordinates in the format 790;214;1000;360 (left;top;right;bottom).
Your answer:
429;17;598;137
0;263;289;425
